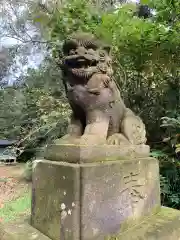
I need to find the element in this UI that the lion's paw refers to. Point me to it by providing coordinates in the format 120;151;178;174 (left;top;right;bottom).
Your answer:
106;133;130;146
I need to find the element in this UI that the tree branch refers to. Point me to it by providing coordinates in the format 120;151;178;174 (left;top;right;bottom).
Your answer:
2;34;53;45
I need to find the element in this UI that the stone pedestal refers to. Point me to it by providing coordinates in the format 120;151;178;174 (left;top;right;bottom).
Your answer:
31;157;160;240
45;143;150;163
1;156;180;240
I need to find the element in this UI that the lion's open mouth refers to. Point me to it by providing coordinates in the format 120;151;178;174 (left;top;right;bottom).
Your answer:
64;55;97;69
62;55;99;79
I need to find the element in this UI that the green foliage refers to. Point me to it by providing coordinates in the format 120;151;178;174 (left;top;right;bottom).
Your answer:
0;58;70;161
0;192;31;222
161;115;180;155
0;46;17;85
16;63;70;160
149;0;180;25
0;87;25;138
151;113;180;208
31;0;100;41
157;154;180;209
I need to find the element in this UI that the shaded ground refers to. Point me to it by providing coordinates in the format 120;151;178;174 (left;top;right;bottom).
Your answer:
0;163;31;222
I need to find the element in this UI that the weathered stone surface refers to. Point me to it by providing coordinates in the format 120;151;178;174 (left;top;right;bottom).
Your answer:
110;207;180;240
31;157;160;240
80;157;160;239
31;160;80;240
45;143;150;163
0;220;50;240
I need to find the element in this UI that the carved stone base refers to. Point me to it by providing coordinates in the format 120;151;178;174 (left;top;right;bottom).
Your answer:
44;143;150;163
31;158;160;240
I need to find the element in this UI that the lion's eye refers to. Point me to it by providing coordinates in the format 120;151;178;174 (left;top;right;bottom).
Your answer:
99;51;106;57
69;49;75;55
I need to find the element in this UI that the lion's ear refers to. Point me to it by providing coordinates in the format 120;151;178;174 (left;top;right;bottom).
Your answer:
103;45;111;54
62;40;77;55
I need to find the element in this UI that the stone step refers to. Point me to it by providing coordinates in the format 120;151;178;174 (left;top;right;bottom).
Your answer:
0;220;50;240
1;207;180;240
111;207;180;240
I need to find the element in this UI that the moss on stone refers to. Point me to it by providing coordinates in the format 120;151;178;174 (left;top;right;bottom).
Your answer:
107;207;180;240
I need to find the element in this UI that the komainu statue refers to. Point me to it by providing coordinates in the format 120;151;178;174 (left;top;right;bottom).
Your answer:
57;32;147;146
45;32;150;162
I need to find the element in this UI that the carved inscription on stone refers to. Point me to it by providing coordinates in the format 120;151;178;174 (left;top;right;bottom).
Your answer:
123;172;145;207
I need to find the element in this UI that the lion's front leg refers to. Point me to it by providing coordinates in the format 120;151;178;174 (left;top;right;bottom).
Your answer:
55;113;83;145
67;113;83;137
80;110;110;145
107;133;130;145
